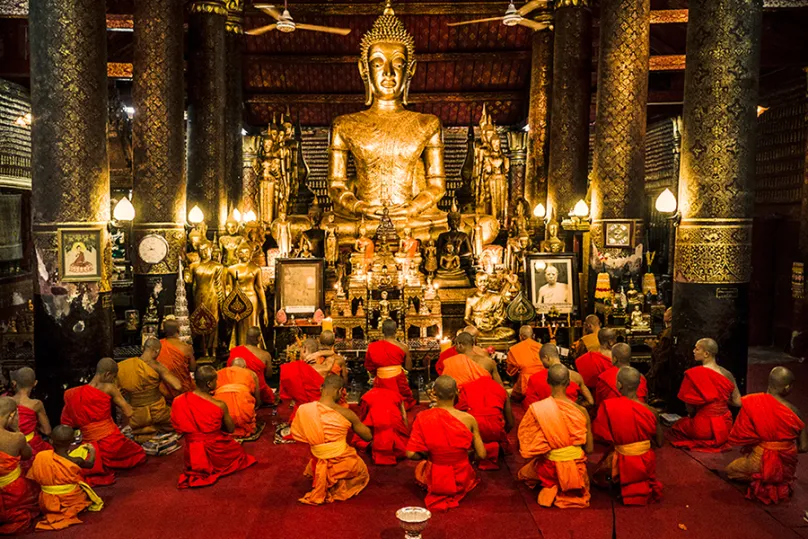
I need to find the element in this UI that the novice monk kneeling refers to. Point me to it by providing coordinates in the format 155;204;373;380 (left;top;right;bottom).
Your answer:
215;358;260;438
442;332;503;388
592;367;663;505
595;343;648;404
457;371;513;470
27;425;103;531
725;366;808;504
170;366;256;488
524;343;593;409
406;376;486;512
291;375;372;505
518;364;593;508
354;387;409;466
10;367;52;470
0;397;39;535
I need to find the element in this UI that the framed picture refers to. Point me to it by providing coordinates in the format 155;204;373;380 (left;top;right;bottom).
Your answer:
604;221;634;248
525;253;578;314
58;227;103;282
275;258;325;316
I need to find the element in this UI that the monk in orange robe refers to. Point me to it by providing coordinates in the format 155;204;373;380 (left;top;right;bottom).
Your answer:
214;358;260;438
442;331;503;388
506;325;543;402
118;338;183;443
291;375;372;505
61;358;146;486
669;338;741;452
518;364;593;509
228;326;275;404
592;367;663;505
171;366;256;488
407;376;486;512
353;387;409;466
524;343;593;409
725;366;808;504
575;328;616;393
10;368;52;471
571;314;601;359
457;374;513;470
595;343;648;404
27;425;103;531
435;326;489;375
0;397;40;535
365;320;417;409
157;319;196;402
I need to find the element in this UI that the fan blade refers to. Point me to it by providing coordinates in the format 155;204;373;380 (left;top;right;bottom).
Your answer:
254;4;283;20
295;23;352;35
517;18;550;31
245;22;278;36
517;0;548;17
447;17;505;27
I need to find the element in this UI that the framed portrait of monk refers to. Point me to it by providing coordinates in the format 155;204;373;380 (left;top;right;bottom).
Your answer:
58;227;103;282
525;254;578;314
275;258;325;317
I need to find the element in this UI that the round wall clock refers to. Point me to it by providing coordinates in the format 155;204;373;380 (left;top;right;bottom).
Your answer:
138;234;170;265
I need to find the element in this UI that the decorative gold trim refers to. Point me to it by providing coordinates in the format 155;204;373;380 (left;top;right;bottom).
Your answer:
674;221;752;284
107;62;133;79
555;0;590;8
190;0;227;16
650;9;688;24
649;55;686;71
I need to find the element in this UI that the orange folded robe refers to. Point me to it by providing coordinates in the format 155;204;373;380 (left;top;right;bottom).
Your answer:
365;340;417;410
353;388;409;466
17;404;52;472
595;367;648;404
0;451;39;535
457;376;508;470
280;361;325;422
572;333;600;359
575;351;612;390
61;384;147;486
157;338;195;401
26;450;103;531
214;367;257;438
406;408;478;512
592;397;662;505
523;369;580;409
506;338;543;399
291;401;370;505
726;393;805;504
435;345;458;376
668;366;735;452
118;357;173;443
228;346;275;404
441;354;491;388
518;398;590;508
170;392;256;488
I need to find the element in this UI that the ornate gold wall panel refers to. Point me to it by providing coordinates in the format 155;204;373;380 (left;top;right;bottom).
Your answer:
674;220;753;284
525;28;552;211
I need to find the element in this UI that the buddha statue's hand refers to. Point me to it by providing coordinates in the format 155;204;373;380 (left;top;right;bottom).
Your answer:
385;203;414;219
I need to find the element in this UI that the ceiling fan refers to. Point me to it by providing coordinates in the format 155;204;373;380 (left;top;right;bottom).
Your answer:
247;1;352;36
447;1;552;31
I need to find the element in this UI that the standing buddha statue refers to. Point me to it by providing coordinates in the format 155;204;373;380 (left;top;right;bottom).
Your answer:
219;216;246;266
188;241;224;358
227;244;269;347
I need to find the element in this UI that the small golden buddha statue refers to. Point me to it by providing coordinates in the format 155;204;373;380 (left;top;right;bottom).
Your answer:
464;272;516;344
423;239;438;278
189;241;224;357
227;244;269;346
541;215;565;253
270;210;293;258
377;290;391;329
219;217;246;266
324;214;339;267
353;223;375;274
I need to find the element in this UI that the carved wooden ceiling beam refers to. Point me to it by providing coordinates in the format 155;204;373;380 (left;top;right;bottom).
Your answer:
245;91;525;104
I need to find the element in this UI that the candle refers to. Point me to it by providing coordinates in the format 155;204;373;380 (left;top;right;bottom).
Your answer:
322;317;333;332
439;338;452;353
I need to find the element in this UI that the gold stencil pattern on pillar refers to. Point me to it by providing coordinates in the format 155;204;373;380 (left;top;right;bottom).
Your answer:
674;220;752;284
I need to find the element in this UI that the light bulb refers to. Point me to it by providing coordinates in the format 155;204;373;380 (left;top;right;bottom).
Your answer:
655;188;677;213
113;197;135;222
244;210;257;223
573;199;589;218
188;205;204;225
232;209;242;222
533;203;546;219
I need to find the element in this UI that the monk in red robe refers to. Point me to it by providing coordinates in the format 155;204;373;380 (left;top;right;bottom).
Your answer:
215;358;260;438
518;364;593;509
457;374;513;470
435;326;489;375
365;320;417;409
571;314;601;359
592;367;663;505
524;343;593;409
575;328;616;393
407;376;486;512
304;330;349;384
61;358;146;486
506;325;543;402
595;343;648;404
669;338;741;452
442;331;503;388
281;339;334;424
157;320;196;402
725;366;808;504
0;397;39;535
228;326;275;405
354;387;409;465
10;368;52;471
291;375;372;504
170;366;256;488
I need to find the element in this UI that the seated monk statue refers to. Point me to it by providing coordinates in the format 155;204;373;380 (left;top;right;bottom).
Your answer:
518;364;594;509
725;366;808;504
10;368;52;471
575;328;617;395
170;366;256;488
291;375;372;505
592;368;664;506
27;425;102;531
441;331;504;388
228;327;275;405
406;376;486;512
456;370;514;470
365;320;416;410
595;343;648;405
0;397;40;534
61;358;146;486
524;344;593;410
464;272;516;344
435;325;489;375
506;325;543;402
571;314;601;359
668;338;741;452
118;338;183;443
156;320;196;402
353;387;409;466
214;358;261;438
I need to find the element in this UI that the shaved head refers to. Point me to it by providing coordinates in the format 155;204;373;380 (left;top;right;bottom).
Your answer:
612;343;632;367
769;366;795;395
547;364;570;388
696;338;718;357
50;425;75;447
96;357;118;376
539;343;559;368
462;326;480;341
0;397;17;416
303;338;320;354
598;328;617;347
246;327;262;345
144;338;161;357
455;332;475;354
319;330;336;347
11;367;36;389
433;375;458;400
164;319;179;337
195;365;217;389
519;325;534;340
232;358;247;368
382;319;397;337
322;374;344;391
617;367;642;395
584;314;601;332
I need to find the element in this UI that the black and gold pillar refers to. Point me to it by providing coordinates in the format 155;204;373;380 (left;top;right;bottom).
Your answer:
242;135;260;213
29;0;112;418
525;16;553;211
546;0;591;221
507;131;528;220
672;0;763;391
187;0;228;232
589;0;650;253
132;0;186;321
225;0;245;211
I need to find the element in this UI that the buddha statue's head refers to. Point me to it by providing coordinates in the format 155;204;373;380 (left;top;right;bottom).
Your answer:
359;4;416;106
225;218;240;236
237;244;252;262
474;272;489;292
199;241;212;261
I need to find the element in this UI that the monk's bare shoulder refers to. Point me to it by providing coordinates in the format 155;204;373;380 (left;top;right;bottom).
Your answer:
30;399;45;413
779;397;802;420
572;401;590;421
96;382;118;397
448;408;476;431
569;370;585;387
332;403;360;423
717;366;737;385
209;395;229;413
